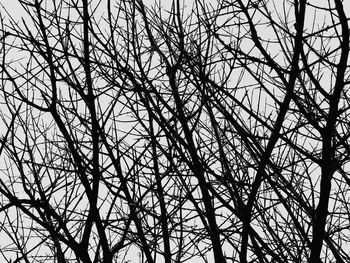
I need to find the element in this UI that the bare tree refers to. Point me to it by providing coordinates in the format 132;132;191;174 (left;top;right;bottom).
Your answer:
0;0;350;262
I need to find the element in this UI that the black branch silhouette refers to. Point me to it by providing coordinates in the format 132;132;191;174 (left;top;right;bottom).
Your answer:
0;0;350;262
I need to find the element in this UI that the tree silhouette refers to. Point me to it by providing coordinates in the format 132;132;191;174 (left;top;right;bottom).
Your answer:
0;0;350;262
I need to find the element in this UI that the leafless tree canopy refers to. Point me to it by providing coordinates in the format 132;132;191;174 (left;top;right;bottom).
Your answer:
0;0;350;262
